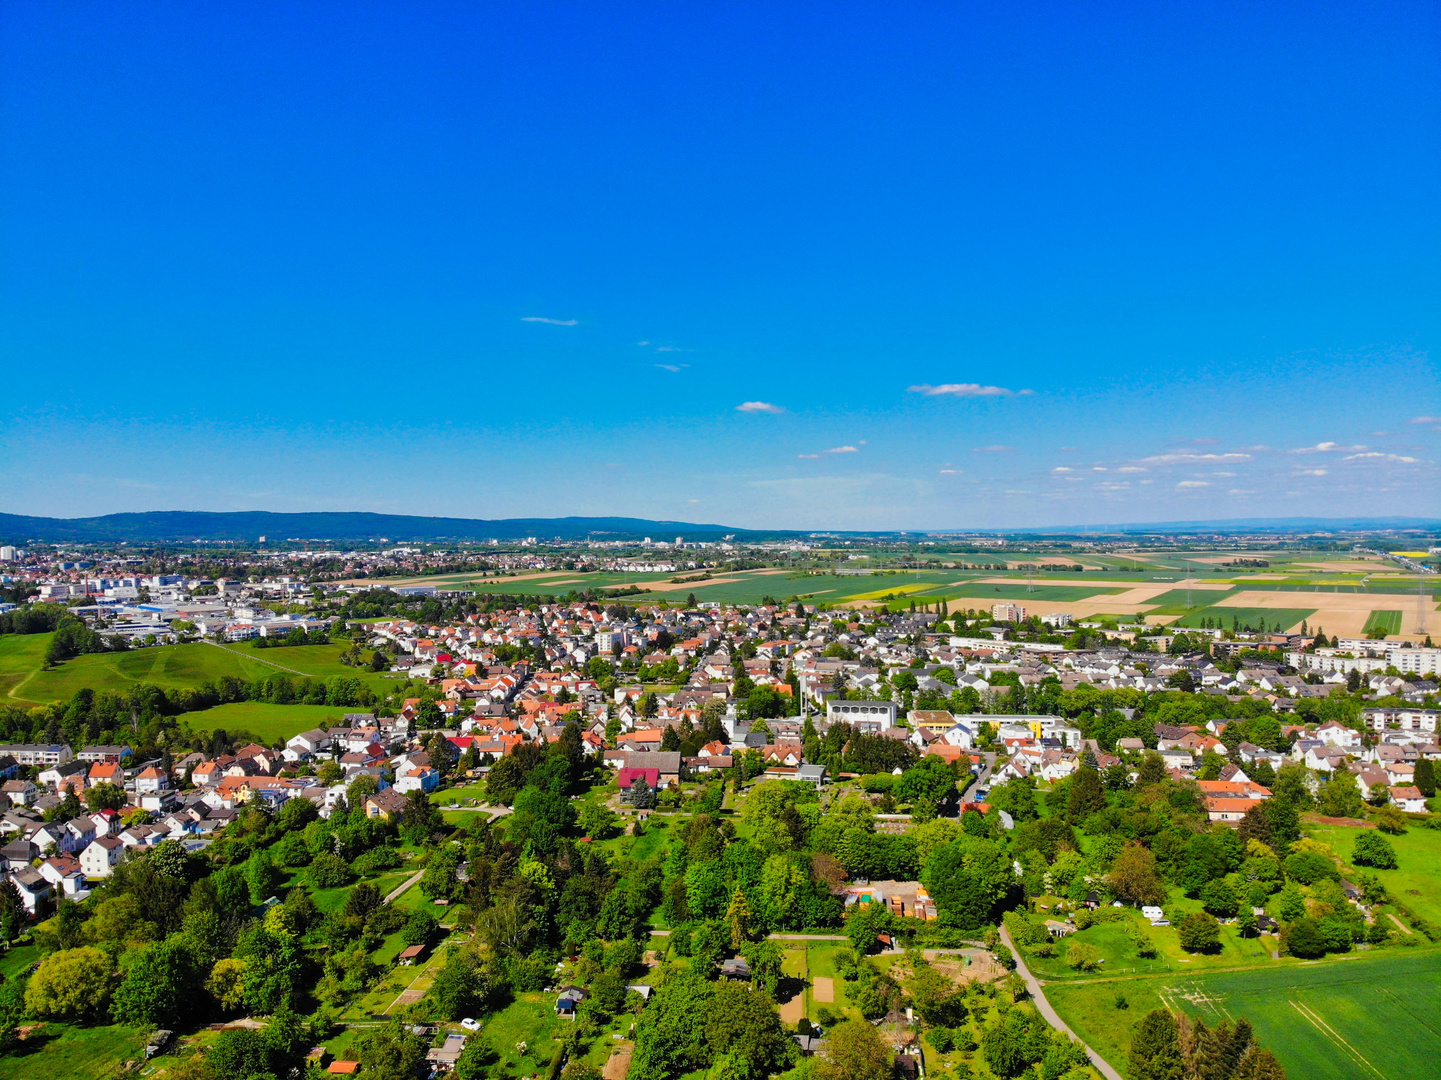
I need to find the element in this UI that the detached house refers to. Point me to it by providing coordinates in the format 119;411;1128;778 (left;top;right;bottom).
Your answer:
80;836;126;878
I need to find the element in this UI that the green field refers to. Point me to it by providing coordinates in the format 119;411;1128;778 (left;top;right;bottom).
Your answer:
0;635;393;706
1142;587;1241;608
1305;821;1441;929
1361;610;1403;636
0;1022;148;1080
1049;949;1441;1080
181;701;356;742
1170;606;1315;631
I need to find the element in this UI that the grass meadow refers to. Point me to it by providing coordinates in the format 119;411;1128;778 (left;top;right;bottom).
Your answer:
0;634;394;707
180;701;356;742
1048;948;1441;1080
1304;821;1441;929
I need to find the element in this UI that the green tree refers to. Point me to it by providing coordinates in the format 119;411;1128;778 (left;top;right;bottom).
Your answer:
24;946;112;1020
1318;770;1364;819
1415;757;1436;798
1352;831;1398;869
1129;1009;1184;1080
1066;765;1106;820
1177;911;1221;953
815;1018;891;1080
85;781;129;812
1109;841;1167;906
356;1021;429;1080
244;849;283;905
111;936;201;1028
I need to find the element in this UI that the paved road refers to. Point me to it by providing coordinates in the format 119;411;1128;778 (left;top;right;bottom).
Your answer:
385;869;424;904
999;924;1124;1080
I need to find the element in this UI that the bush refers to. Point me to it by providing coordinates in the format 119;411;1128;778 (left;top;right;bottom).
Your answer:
1065;941;1101;972
1176;912;1221;954
1284;851;1338;885
1285;916;1327;958
352;847;402;875
308;852;356;888
1352;832;1398;869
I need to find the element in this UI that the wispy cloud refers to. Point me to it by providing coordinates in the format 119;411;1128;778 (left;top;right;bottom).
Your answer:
1228;489;1256;495
1176;480;1211;488
521;316;578;326
825;445;858;454
939;469;960;475
654;364;688;373
737;401;785;414
1138;451;1252;465
1409;416;1441;425
797;453;821;459
972;445;1013;453
1286;441;1365;454
1345;452;1420;463
909;383;1025;398
1052;467;1073;473
1295;468;1329;476
1116;466;1147;473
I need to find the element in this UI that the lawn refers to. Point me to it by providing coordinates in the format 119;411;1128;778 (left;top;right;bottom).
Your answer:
0;1022;148;1080
1170;606;1316;632
181;701;353;743
1048;947;1441;1080
1019;903;1274;982
1305;821;1441;929
1361;610;1402;636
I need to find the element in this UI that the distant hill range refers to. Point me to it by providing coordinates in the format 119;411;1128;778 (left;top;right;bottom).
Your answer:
0;510;1435;545
0;511;765;544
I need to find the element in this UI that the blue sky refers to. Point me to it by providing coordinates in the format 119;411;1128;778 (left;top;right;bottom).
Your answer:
1;2;1438;530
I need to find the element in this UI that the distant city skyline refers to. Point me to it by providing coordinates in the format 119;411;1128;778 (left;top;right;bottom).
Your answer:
2;2;1437;529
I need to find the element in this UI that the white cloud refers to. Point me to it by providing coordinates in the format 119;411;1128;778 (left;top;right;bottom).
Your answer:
1344;452;1420;463
797;453;821;459
1286;441;1365;454
939;469;960;475
909;383;1019;397
1409;416;1441;424
1176;481;1211;488
654;364;685;373
1116;466;1147;473
1228;489;1256;495
1295;468;1329;476
521;316;578;326
1052;467;1073;473
688;498;700;503
1138;452;1252;465
972;445;1013;453
826;445;859;454
737;401;785;414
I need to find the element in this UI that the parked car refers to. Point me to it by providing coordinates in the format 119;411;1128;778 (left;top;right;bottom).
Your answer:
460;1018;481;1032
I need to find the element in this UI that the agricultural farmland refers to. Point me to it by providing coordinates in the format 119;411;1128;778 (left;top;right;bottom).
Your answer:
1048;949;1441;1080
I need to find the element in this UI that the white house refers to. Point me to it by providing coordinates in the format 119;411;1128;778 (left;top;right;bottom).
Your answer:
79;836;126;878
1315;721;1363;749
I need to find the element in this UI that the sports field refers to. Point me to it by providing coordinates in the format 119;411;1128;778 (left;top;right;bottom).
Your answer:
1049;949;1441;1080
